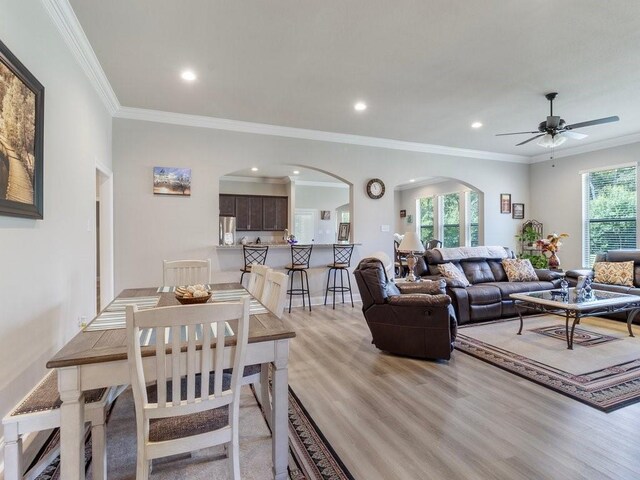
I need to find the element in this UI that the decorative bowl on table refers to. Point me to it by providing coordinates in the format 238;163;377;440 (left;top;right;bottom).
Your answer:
175;285;212;305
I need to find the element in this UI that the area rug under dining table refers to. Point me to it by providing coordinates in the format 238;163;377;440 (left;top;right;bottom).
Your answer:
455;315;640;412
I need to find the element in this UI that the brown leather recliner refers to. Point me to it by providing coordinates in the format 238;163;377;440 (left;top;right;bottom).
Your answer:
353;257;457;360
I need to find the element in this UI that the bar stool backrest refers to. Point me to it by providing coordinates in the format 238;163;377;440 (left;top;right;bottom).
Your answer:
332;244;354;267
242;245;269;269
290;244;313;268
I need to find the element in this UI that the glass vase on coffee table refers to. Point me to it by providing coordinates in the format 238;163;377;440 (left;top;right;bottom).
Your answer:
398;231;425;282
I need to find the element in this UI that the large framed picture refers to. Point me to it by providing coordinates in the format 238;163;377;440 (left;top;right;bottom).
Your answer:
0;39;44;219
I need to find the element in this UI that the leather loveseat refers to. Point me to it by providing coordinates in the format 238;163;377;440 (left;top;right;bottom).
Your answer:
415;246;563;325
566;249;640;295
353;257;457;360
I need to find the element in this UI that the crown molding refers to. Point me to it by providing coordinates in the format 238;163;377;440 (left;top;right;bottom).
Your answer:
41;0;120;115
221;175;288;185
529;132;640;163
294;180;349;189
115;107;530;163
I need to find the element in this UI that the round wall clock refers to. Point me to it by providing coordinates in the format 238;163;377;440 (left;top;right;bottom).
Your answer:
366;178;385;199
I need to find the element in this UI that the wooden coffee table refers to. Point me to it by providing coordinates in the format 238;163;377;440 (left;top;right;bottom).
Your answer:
510;288;640;349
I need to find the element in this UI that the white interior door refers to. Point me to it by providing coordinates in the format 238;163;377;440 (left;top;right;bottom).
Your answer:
294;209;317;244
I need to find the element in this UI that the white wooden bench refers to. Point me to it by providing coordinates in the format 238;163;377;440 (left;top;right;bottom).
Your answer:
2;370;120;480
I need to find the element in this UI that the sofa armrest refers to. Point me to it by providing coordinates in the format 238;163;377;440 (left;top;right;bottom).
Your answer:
388;293;451;307
397;279;446;295
535;269;564;282
565;269;593;280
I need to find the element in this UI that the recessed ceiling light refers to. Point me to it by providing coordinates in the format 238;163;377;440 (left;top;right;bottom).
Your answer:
410;179;415;183
251;167;258;172
293;170;300;175
180;70;197;82
354;102;367;112
471;122;483;129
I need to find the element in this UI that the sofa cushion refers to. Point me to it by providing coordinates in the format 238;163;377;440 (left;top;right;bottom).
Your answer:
604;250;640;263
502;258;538;282
594;261;634;286
485;281;554;297
590;282;636;295
465;284;502;305
438;263;470;287
461;260;496;284
487;260;508;282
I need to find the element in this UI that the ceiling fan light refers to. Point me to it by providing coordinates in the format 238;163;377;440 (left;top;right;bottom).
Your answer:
553;135;567;146
537;133;567;148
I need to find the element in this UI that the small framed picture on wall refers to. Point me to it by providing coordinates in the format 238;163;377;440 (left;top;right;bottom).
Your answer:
500;193;511;214
512;203;524;219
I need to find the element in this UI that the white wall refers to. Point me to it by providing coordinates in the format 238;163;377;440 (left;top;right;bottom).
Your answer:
113;118;530;291
530;142;640;269
295;184;349;243
0;0;112;438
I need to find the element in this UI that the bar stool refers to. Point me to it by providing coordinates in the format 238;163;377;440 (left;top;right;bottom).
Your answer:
324;244;355;309
240;245;269;285
286;244;313;313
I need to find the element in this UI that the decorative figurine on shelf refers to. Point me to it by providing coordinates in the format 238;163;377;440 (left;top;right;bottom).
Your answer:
287;234;298;245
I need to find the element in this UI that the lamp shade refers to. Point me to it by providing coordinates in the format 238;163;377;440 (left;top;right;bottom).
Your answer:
398;231;425;253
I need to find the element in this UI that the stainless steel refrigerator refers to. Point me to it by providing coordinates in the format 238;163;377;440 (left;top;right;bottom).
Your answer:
219;216;236;245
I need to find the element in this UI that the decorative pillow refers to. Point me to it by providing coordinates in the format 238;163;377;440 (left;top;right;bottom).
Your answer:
593;261;634;286
437;262;470;287
502;258;538;282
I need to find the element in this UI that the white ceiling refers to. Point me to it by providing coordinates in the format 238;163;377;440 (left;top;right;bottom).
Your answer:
68;0;640;158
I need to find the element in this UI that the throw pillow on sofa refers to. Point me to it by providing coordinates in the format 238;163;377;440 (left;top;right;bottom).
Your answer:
437;262;470;287
502;258;538;282
594;261;634;286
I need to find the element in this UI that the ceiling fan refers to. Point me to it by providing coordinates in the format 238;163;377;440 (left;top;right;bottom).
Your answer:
496;92;620;147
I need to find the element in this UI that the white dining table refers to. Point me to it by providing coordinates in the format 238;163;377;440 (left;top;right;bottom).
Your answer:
47;284;295;480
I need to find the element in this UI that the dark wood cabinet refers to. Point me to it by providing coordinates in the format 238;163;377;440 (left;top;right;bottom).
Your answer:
262;196;288;231
219;194;236;216
222;194;288;231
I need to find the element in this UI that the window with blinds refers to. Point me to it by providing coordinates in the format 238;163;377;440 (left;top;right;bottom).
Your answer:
419;196;434;243
443;193;460;247
469;191;479;247
582;165;637;267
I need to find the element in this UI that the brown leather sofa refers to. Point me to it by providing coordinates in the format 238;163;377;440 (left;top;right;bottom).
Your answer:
415;247;563;324
353;257;457;360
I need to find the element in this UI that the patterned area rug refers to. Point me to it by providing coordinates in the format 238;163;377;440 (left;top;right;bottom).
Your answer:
33;385;353;479
455;315;640;412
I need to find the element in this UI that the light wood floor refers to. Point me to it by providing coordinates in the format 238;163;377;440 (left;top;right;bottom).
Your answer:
282;303;640;480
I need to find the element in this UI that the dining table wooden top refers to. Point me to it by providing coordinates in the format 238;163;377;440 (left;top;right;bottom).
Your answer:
47;283;296;369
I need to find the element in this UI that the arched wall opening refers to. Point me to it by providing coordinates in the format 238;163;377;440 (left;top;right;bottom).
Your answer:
393;176;485;248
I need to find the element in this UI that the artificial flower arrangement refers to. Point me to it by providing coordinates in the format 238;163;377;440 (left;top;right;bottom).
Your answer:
536;233;569;254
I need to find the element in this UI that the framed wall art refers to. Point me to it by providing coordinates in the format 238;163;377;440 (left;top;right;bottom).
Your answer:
512;203;524;219
500;193;511;214
153;167;191;196
0;39;44;219
320;210;330;220
337;222;350;242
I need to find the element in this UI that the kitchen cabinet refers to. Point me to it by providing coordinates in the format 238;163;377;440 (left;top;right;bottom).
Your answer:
219;194;236;216
220;194;288;231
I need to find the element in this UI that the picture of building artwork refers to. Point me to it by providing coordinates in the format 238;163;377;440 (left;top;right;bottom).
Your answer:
153;167;192;196
0;59;37;206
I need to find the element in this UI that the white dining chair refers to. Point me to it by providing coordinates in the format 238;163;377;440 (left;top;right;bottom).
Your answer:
246;264;270;299
126;298;250;479
260;270;289;319
162;259;211;286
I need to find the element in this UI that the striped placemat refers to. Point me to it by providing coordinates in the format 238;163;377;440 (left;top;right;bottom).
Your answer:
157;285;213;293
85;289;267;332
84;296;160;331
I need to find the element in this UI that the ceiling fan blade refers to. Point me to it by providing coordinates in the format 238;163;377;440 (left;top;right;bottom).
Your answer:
496;131;540;136
516;134;545;146
546;116;561;129
565;116;620;130
561;131;588;140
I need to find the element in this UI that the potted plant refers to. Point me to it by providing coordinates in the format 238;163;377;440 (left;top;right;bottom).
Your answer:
515;225;539;246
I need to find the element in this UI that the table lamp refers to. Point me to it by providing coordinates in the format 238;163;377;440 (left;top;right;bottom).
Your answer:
398;231;425;282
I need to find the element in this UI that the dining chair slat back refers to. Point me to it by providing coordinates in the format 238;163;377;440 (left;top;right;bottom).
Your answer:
247;264;270;299
126;298;250;479
162;259;211;287
260;271;289;319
